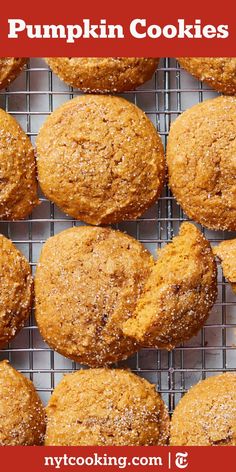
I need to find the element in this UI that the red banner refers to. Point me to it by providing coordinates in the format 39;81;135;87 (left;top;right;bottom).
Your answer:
0;446;235;472
0;0;235;56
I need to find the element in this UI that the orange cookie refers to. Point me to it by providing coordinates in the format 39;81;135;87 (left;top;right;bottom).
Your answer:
213;239;236;293
46;57;158;92
170;373;236;445
123;223;217;349
167;96;236;231
35;226;154;367
178;57;236;94
0;360;46;445
0;108;39;220
0;234;33;348
36;95;165;225
0;58;27;90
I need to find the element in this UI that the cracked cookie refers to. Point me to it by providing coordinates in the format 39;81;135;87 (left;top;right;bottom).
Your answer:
0;58;27;90
46;57;158;92
35;226;154;367
170;373;236;445
167;96;236;231
0;234;33;348
123;223;217;349
0;108;39;220
45;368;169;446
0;360;46;445
36;94;165;225
213;239;236;293
178;57;236;95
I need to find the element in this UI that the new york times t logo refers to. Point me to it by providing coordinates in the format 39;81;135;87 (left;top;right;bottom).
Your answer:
175;452;188;469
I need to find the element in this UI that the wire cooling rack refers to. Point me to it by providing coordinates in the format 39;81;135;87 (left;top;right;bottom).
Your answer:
0;58;235;413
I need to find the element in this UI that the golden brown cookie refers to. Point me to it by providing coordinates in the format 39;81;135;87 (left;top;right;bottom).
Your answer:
213;239;236;293
35;226;154;367
0;360;46;445
0;235;33;348
123;223;217;349
178;57;236;95
36;95;164;225
0;108;39;220
170;373;236;445
46;57;158;92
0;58;27;90
45;368;169;446
167;96;236;231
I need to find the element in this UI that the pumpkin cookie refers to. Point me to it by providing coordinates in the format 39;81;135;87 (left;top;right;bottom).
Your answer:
0;360;46;445
213;239;236;293
0;235;33;348
46;57;158;92
36;95;164;225
170;373;236;445
35;226;153;367
178;57;236;95
0;108;39;220
123;223;217;349
167;96;236;231
45;368;169;446
0;58;27;90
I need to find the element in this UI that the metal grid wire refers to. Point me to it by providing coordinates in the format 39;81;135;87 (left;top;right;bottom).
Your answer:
0;58;235;413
